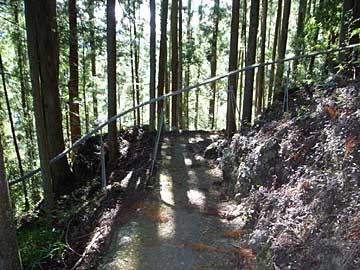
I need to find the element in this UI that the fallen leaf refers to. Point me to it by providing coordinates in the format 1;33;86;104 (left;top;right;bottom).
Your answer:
345;135;360;159
190;242;218;252
234;247;256;258
325;105;339;119
222;229;246;239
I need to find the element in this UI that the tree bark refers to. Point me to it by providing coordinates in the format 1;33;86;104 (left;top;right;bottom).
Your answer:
209;0;220;129
171;0;179;130
132;2;141;126
68;0;81;144
25;0;72;196
178;0;183;129
24;0;55;207
273;0;291;103
267;0;282;107
256;0;268;116
0;133;23;270
150;0;156;132
157;0;168;127
184;0;192;129
129;22;137;126
82;44;89;134
88;0;98;124
107;0;118;165
242;0;260;125
226;0;240;137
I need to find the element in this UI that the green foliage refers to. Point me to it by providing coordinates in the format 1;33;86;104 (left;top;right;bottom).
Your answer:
18;222;66;270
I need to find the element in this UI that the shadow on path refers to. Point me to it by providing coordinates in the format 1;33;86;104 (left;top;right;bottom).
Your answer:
99;133;244;270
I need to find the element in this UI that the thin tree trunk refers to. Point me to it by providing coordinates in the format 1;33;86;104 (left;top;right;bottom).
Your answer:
226;0;240;136
0;53;29;210
185;0;192;129
157;0;168;127
209;0;220;129
239;50;244;115
268;0;282;107
88;0;98;124
242;0;260;125
69;0;81;144
273;0;291;103
82;44;89;134
171;0;179;130
24;0;54;208
165;63;170;127
256;0;268;116
195;65;200;130
133;3;141;126
149;0;156;132
178;0;183;129
107;0;118;165
0;132;23;270
129;23;137;126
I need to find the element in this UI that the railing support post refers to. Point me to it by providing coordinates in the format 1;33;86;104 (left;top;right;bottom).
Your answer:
283;61;291;113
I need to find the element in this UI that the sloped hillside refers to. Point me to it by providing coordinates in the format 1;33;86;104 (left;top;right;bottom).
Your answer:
218;80;360;269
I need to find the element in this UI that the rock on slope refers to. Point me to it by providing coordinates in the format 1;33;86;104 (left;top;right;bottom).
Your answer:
218;82;360;270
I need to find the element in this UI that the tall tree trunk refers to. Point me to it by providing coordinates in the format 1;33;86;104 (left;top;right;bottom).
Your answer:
256;0;268;116
292;0;307;72
88;0;98;124
184;0;192;129
171;0;179;130
25;0;72;196
132;3;141;126
195;65;200;130
107;0;118;165
149;0;156;132
165;62;170;127
129;23;137;126
267;0;282;107
273;0;291;103
0;133;23;270
157;0;168;127
0;54;29;210
242;0;260;125
209;0;220;129
82;44;89;134
178;0;183;129
226;0;240;137
68;0;81;144
24;0;55;207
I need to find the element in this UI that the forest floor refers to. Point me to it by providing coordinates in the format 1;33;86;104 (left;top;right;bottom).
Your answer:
98;133;254;270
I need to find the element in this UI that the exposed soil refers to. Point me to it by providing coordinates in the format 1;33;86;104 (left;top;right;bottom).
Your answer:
20;127;154;270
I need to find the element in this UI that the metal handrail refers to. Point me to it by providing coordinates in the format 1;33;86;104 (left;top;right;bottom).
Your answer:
8;43;360;186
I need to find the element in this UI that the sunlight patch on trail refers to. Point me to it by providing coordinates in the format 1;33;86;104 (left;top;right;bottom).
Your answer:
157;172;176;239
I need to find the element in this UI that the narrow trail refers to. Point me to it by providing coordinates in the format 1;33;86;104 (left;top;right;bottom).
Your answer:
99;133;248;270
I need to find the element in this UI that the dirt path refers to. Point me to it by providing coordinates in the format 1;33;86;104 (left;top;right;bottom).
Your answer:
99;133;248;270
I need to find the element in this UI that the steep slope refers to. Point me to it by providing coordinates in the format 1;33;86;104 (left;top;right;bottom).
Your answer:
217;81;360;269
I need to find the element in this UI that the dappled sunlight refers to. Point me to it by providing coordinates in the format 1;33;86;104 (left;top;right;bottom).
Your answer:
187;189;206;208
159;172;175;206
184;158;193;166
157;172;176;240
